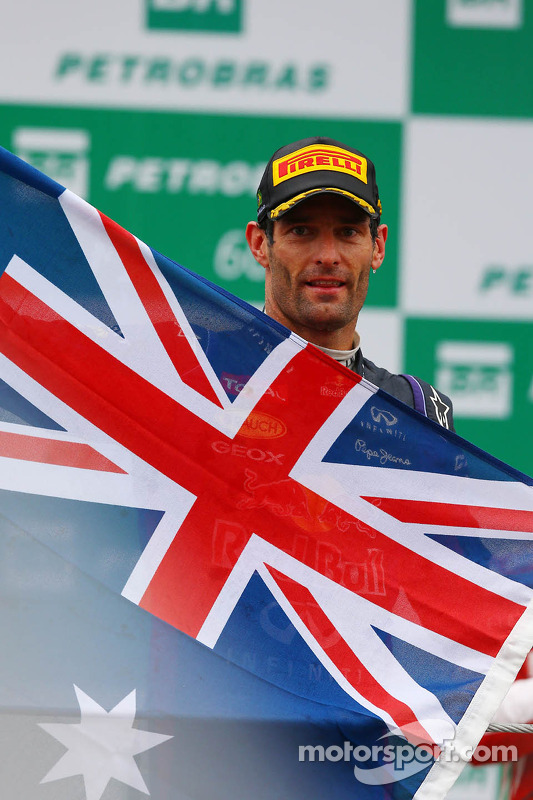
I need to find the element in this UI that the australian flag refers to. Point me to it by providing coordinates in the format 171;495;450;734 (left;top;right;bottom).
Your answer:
1;145;532;800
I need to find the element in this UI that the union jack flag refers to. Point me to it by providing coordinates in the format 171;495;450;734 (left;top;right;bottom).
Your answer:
1;146;532;800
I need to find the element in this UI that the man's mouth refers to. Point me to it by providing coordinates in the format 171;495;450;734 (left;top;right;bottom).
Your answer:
306;279;345;288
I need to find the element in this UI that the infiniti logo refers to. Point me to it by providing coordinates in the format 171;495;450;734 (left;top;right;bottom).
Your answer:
370;407;398;427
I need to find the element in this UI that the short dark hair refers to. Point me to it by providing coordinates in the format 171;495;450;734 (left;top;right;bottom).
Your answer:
258;212;379;245
257;217;275;244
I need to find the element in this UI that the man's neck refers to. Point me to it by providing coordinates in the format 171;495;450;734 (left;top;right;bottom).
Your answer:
313;331;361;362
290;324;359;351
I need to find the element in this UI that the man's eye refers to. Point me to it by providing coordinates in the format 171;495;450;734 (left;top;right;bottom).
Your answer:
341;227;358;237
291;226;308;236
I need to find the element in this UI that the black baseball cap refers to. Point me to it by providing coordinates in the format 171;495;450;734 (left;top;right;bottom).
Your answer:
256;136;382;224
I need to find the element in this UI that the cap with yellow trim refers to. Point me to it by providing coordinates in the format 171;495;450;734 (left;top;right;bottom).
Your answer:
256;136;382;224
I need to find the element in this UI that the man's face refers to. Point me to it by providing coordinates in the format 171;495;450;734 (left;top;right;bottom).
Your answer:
246;193;387;349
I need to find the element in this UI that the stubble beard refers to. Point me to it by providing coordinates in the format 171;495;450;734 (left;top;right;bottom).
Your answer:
268;251;372;335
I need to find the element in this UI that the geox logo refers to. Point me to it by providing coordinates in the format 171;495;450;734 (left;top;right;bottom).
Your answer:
273;145;367;186
146;0;243;33
446;0;523;29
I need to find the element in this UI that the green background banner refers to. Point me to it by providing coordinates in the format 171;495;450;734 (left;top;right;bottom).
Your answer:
0;107;401;308
414;0;533;116
405;318;533;475
0;0;531;483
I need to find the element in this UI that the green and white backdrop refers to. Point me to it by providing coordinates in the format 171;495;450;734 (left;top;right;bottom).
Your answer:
1;0;531;478
2;0;532;795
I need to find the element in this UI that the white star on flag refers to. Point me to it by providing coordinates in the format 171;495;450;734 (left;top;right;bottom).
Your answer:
39;685;173;800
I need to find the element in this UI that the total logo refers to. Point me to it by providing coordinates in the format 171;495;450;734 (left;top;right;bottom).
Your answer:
146;0;243;33
13;127;90;199
435;341;513;419
446;0;523;29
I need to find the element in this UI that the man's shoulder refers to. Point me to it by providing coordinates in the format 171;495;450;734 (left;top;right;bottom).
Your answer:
358;355;455;432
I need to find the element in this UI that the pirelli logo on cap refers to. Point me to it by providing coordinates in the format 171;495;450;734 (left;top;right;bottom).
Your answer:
273;144;368;186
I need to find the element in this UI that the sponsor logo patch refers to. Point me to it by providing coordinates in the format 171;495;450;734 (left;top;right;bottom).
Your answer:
273;144;367;186
146;0;243;33
446;0;523;29
436;340;513;419
239;411;287;439
13;127;90;199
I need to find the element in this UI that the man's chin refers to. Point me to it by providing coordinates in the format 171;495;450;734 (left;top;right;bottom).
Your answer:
302;303;353;327
297;312;354;335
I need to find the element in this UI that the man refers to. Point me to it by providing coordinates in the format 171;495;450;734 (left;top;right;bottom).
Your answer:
245;136;454;430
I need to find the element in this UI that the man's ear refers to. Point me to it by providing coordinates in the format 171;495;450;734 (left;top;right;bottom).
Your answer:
245;221;270;269
371;223;388;272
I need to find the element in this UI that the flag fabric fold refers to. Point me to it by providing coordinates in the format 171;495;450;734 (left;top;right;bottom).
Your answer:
1;145;532;800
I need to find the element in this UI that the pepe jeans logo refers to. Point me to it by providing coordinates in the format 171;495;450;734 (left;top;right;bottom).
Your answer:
13;127;90;199
435;341;513;419
273;145;367;186
146;0;243;33
446;0;523;29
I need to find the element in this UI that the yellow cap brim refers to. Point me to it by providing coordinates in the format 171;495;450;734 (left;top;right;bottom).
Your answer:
269;187;379;220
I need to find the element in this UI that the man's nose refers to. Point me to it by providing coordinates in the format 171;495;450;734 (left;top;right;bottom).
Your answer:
314;232;340;265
